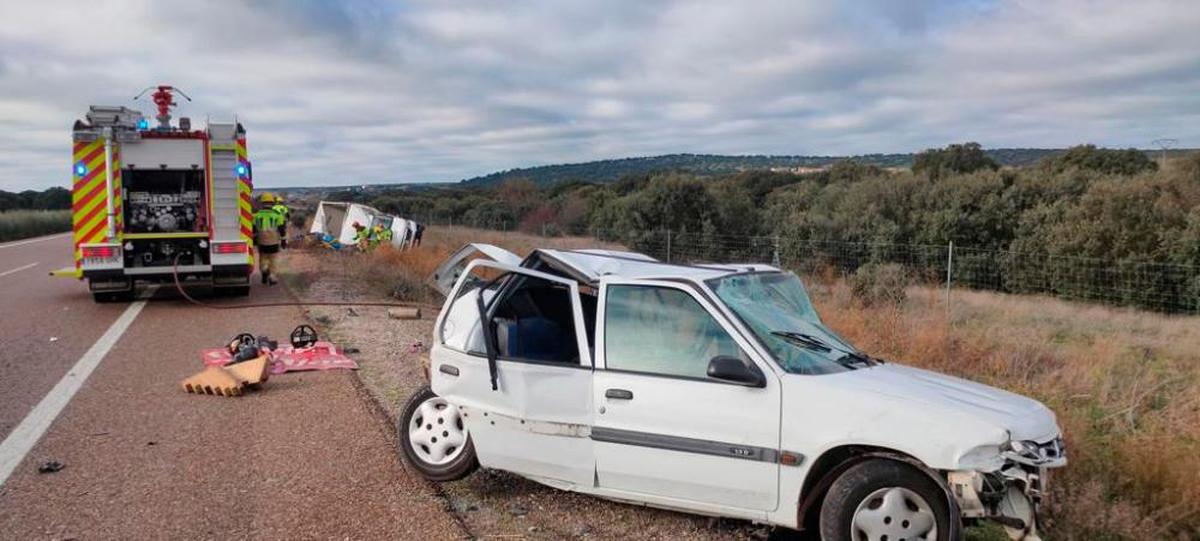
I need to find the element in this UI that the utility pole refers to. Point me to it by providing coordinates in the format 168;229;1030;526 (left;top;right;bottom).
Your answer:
1152;138;1178;169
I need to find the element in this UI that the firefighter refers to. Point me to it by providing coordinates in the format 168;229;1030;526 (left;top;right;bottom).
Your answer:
352;222;370;251
253;192;287;285
271;195;291;236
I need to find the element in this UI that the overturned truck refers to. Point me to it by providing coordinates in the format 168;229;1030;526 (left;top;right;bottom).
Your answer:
308;201;415;250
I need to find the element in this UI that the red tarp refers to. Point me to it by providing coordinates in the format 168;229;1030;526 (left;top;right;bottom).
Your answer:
201;341;358;374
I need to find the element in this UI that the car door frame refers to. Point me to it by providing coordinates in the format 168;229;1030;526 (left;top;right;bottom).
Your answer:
590;276;784;518
431;259;596;488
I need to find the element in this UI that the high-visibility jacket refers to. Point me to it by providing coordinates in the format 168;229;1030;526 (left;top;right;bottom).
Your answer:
272;203;290;222
253;208;286;247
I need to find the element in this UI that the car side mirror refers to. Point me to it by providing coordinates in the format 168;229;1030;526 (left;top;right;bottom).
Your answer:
707;356;765;387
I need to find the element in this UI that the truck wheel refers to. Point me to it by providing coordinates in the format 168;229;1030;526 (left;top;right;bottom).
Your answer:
398;386;477;481
819;459;952;541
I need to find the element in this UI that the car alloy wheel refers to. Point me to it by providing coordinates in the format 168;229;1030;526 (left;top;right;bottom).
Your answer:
851;486;937;541
407;396;468;466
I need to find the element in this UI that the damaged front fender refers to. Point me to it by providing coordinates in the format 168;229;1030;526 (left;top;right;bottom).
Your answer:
948;462;1054;541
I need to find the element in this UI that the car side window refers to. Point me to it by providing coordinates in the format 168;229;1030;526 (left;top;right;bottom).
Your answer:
440;266;585;366
604;285;748;379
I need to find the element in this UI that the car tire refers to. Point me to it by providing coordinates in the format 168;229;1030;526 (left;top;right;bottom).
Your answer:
397;386;477;482
819;459;953;541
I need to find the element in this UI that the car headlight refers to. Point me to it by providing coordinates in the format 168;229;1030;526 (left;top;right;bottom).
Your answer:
1006;439;1042;459
1001;436;1066;467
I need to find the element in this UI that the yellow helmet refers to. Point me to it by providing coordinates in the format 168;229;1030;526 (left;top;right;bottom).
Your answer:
259;192;276;204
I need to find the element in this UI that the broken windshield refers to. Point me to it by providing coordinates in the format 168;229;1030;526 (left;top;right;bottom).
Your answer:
707;272;860;375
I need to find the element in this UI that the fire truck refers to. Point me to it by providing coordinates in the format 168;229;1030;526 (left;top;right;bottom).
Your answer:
58;86;255;301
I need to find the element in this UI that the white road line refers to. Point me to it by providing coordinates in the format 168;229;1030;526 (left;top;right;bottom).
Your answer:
0;291;150;487
0;262;38;278
0;232;71;249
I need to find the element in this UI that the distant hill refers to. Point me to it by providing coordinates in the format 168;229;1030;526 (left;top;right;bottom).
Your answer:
458;149;1066;187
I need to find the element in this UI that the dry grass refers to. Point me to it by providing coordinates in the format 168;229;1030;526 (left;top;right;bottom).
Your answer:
809;281;1200;540
296;226;1200;540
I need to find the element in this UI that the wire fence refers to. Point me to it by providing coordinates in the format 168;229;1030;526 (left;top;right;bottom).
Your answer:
585;228;1200;315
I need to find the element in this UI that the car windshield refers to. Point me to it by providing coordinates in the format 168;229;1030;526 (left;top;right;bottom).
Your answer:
707;272;861;375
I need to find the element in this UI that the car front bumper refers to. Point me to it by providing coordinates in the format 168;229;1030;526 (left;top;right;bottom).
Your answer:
947;436;1066;541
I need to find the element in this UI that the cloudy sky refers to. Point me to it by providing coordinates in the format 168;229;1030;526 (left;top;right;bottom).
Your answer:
1;0;1198;190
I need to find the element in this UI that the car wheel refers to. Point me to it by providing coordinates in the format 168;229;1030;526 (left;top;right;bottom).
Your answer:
397;386;477;481
819;459;952;541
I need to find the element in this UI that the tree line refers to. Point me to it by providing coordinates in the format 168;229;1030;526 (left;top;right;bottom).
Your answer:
0;187;71;212
336;143;1200;311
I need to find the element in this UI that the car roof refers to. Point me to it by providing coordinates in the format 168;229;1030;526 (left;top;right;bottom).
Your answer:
530;248;781;283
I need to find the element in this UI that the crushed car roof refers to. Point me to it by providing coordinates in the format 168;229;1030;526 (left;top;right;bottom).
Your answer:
431;243;780;295
530;248;779;283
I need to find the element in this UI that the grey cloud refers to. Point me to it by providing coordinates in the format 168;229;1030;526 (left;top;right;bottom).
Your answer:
0;0;1198;190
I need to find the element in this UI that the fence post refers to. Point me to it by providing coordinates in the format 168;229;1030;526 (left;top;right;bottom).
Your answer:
666;229;672;263
772;235;781;267
945;241;954;314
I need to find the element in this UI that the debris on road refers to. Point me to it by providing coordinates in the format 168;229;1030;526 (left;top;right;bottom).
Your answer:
290;324;318;348
181;355;270;397
387;307;422;320
202;342;358;374
37;461;64;474
49;336;59;342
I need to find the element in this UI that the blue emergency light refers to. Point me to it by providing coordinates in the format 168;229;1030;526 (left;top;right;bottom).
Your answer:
74;162;87;177
235;164;248;177
137;118;149;130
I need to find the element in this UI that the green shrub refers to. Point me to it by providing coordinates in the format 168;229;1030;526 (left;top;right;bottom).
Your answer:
849;262;909;306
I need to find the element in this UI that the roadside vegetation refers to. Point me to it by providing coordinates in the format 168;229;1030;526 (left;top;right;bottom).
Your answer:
290;226;1200;540
327;144;1200;313
0;186;73;242
0;209;71;242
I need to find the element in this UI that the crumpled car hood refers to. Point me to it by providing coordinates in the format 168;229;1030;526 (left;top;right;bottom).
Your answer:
823;363;1058;442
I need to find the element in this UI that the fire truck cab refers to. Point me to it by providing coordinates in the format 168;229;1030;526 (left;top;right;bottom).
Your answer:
65;86;256;301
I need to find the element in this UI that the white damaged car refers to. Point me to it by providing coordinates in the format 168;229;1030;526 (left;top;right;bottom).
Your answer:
399;245;1066;541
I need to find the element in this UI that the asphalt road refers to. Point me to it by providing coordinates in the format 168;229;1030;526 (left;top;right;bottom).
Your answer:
0;234;463;539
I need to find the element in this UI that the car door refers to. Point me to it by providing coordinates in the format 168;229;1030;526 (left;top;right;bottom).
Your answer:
592;278;782;513
432;259;594;487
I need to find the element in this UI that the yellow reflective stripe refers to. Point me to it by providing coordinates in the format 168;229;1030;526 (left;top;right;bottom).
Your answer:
84;151;106;173
74;174;107;203
74;212;107;242
73;141;102;162
75;189;107;222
